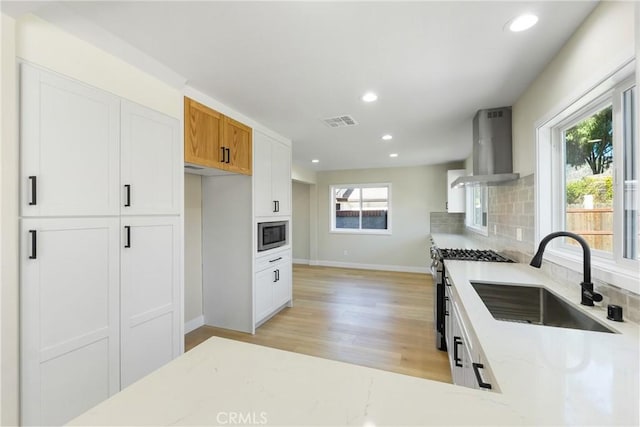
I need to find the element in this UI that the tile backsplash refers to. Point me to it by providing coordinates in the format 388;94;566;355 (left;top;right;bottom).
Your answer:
459;173;639;324
430;212;465;234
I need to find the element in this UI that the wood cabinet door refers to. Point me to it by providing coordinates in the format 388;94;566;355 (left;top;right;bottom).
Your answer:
121;100;180;215
223;116;252;175
270;139;291;216
20;64;120;217
184;97;225;169
120;216;181;389
20;218;120;426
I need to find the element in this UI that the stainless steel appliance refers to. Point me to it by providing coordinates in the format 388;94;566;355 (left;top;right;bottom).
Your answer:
430;247;513;351
258;221;288;252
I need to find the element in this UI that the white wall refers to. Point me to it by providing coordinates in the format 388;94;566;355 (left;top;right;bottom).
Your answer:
512;1;635;176
292;163;317;184
315;164;455;272
292;181;311;261
184;174;203;325
1;14;184;423
1;13;19;427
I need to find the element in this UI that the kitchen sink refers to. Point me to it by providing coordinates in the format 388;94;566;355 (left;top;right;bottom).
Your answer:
470;282;616;333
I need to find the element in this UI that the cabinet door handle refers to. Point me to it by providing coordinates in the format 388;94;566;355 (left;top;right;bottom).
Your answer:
225;148;230;164
276;200;280;212
472;363;492;390
444;296;449;316
445;278;451;287
453;336;463;367
124;184;131;207
269;257;282;263
276;269;280;281
446;201;448;211
273;270;278;283
28;176;37;206
273;201;277;213
28;230;37;259
124;226;131;248
220;147;226;163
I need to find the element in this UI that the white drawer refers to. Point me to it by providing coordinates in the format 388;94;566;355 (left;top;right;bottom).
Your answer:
255;248;291;272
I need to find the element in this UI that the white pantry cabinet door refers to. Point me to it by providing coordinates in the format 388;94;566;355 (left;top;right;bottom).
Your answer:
254;267;275;324
120;216;180;388
20;218;120;426
121;101;180;215
271;140;291;216
253;131;273;217
273;259;292;309
20;64;120;217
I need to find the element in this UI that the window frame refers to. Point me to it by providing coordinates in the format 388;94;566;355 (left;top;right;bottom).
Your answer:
536;63;638;293
465;184;489;236
329;183;392;235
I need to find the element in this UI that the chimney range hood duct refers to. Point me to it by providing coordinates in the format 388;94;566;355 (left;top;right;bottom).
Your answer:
451;107;520;188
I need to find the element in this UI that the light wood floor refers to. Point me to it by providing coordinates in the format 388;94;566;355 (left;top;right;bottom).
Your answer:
185;265;452;383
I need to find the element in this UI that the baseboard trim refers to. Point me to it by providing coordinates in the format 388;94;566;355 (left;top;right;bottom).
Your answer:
315;260;429;274
184;315;204;334
293;258;310;265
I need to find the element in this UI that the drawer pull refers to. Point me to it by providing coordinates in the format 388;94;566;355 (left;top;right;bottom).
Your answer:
453;336;463;367
472;362;492;389
28;176;37;205
269;257;282;263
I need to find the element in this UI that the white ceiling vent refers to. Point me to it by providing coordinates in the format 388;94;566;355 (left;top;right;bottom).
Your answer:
322;115;358;128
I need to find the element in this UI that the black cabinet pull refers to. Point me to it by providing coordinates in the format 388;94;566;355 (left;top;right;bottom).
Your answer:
28;176;37;206
453;336;463;367
472;363;492;389
273;270;278;283
269;257;282;263
226;148;231;163
124;226;131;248
28;230;37;259
276;200;280;212
124;184;131;207
276;269;280;281
445;278;451;287
220;147;225;163
273;201;277;212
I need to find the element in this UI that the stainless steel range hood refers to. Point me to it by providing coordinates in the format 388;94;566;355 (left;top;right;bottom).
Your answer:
451;107;520;188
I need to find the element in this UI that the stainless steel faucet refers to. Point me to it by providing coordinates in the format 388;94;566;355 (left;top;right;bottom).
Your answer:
530;231;603;306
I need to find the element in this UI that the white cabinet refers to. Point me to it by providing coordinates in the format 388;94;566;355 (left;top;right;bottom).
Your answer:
20;64;120;217
19;64;182;426
447;169;466;213
120;216;180;388
20;218;120;426
445;268;495;391
255;249;292;325
254;131;291;217
120;101;181;215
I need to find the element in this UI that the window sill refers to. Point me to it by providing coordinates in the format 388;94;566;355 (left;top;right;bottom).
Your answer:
465;225;488;237
544;248;639;294
330;229;392;236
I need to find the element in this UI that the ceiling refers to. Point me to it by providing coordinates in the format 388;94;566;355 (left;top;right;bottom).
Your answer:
4;1;598;171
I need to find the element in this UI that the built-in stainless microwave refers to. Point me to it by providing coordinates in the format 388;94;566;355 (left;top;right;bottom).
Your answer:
257;221;288;252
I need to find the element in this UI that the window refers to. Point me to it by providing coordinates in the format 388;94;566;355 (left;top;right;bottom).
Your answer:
330;184;391;234
537;67;638;292
465;184;488;235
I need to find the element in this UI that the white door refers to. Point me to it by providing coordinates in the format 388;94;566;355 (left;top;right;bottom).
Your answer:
255;268;275;324
120;216;180;388
253;131;273;217
273;260;292;309
121;101;180;215
271;140;291;216
20;218;120;426
20;64;120;217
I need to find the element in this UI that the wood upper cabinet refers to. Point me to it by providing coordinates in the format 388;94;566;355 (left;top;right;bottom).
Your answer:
223;115;252;175
184;96;252;175
184;97;225;169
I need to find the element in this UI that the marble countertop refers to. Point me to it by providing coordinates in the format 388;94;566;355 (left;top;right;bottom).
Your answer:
68;233;638;426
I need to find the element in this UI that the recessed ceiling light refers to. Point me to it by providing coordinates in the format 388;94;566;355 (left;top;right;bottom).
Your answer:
508;14;538;32
389;153;398;158
311;159;320;163
361;92;378;102
382;134;393;141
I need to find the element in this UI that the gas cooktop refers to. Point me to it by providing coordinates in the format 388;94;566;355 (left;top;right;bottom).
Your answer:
439;248;514;263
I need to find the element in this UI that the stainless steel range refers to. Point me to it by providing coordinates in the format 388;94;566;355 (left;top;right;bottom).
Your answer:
430;247;514;351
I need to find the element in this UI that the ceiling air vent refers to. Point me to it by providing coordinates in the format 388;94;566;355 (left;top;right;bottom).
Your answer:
322;115;358;128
